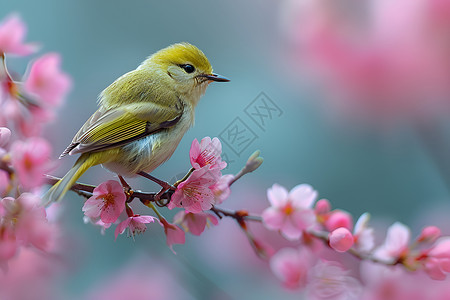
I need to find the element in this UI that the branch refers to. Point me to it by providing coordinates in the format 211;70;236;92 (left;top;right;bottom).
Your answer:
44;175;173;206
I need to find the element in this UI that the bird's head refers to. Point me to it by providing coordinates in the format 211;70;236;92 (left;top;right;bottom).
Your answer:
145;42;229;104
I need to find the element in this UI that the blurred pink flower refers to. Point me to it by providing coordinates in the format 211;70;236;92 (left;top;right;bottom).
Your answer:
0;127;11;147
114;215;156;240
315;198;331;216
324;209;353;232
0;193;55;265
159;218;185;253
210;174;234;205
18;104;55;137
417;226;441;244
307;261;362;300
262;183;318;240
359;261;437;300
13;193;55;252
0;14;37;56
10;137;52;190
83;256;185;300
168;166;219;213
0;246;65;300
24;53;72;106
423;237;450;280
0;170;9;197
173;211;218;236
189;136;226;170
281;0;450;123
353;213;375;253
0;226;16;265
82;180;126;224
374;222;410;263
329;227;354;252
270;247;316;289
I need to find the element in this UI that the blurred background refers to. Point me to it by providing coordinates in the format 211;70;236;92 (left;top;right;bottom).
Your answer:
3;0;450;299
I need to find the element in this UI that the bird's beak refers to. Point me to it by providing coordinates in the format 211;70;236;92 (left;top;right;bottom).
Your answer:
202;73;230;82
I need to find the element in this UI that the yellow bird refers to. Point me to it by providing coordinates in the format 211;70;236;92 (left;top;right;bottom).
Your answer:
42;42;229;205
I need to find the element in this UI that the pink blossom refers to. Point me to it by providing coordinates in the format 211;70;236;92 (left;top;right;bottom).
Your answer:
422;237;450;280
24;53;72;106
417;226;441;244
0;127;11;148
12;193;55;251
210;174;234;205
0;227;16;263
315;198;331;216
329;227;354;252
173;211;218;236
0;246;65;300
281;0;450;124
270;247;316;289
374;222;410;263
18;105;55;137
10;137;52;190
82;180;126;224
0;170;9;197
324;210;353;232
189;136;226;170
0;193;55;258
83;256;185;300
262;183;318;240
114;215;156;240
0;14;37;56
307;261;362;300
353;212;375;253
159;218;185;253
167;166;219;213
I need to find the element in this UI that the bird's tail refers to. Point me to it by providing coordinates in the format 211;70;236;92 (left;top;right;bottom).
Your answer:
42;155;91;206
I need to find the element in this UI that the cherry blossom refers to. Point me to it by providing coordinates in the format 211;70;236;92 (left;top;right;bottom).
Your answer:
210;174;234;205
159;218;185;253
0;170;9;197
352;213;375;253
280;0;450;123
307;261;362;300
373;222;411;263
270;247;316;289
167;166;219;213
173;211;218;236
0;14;37;56
114;215;156;240
417;226;441;244
329;227;354;253
0;127;11;148
10;137;52;190
24;53;72;106
0;193;55;262
422;237;450;280
315;198;331;216
189;136;226;170
324;210;353;232
82;180;126;224
262;183;318;240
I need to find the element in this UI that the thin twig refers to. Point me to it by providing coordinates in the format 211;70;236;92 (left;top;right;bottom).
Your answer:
306;228;396;266
45;175;172;206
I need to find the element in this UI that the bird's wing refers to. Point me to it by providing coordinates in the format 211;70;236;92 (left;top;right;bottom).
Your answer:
60;100;183;157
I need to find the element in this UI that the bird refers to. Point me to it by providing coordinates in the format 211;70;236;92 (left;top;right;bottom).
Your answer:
42;42;229;205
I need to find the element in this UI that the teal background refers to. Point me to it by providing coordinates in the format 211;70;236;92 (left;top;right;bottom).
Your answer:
3;1;450;299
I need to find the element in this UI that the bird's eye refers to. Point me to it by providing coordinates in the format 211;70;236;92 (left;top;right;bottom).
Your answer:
180;64;195;74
